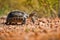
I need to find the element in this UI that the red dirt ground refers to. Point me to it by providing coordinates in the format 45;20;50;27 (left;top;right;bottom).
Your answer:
0;16;60;40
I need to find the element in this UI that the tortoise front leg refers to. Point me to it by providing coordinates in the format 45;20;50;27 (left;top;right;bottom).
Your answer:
21;18;26;25
31;17;35;23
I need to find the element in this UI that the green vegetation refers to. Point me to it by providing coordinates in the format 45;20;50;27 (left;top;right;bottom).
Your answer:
0;0;58;18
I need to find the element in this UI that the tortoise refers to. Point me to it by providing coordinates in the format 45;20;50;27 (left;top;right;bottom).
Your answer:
5;10;37;25
5;10;29;25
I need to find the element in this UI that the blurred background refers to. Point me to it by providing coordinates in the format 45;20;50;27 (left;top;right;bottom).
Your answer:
0;0;58;18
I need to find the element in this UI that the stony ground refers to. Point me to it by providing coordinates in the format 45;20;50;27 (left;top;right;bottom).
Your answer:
0;16;60;40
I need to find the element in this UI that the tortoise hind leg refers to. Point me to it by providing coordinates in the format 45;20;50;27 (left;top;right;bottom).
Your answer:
5;21;10;25
5;20;11;25
5;18;10;25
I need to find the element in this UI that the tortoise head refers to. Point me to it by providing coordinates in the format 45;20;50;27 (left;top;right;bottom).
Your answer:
29;10;37;17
